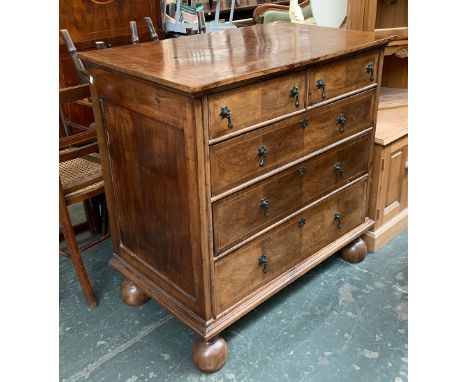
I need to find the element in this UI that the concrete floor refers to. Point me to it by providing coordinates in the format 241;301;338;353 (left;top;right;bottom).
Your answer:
60;204;408;382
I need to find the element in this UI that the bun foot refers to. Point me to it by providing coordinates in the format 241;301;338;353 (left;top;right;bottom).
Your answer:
340;237;367;264
192;336;228;372
120;280;150;307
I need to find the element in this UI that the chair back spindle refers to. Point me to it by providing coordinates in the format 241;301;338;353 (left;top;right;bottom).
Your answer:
130;21;140;44
144;17;159;41
60;29;90;84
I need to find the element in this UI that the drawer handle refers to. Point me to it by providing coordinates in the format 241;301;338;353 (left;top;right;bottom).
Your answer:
334;212;342;228
258;254;268;273
219;106;233;129
300;117;308;129
289;85;300;108
298;218;306;227
259;198;270;217
336;113;346;132
316;79;326;99
334;162;343;177
298;166;306;177
257;145;268;167
365;63;374;81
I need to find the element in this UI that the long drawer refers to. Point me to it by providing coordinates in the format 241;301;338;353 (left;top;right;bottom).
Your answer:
210;89;375;196
308;50;379;105
213;179;368;314
213;132;371;254
208;71;307;140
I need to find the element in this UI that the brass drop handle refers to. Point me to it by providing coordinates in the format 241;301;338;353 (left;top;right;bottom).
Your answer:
298;218;306;227
259;198;270;217
219;106;233;129
257;145;268;167
334;212;342;228
298;166;306;177
334;162;343;177
258;254;268;273
301;117;308;129
365;63;374;81
336;113;346;132
289;85;300;108
316;78;326;99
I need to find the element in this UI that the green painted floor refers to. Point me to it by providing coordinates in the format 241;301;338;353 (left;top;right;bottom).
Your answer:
60;204;408;382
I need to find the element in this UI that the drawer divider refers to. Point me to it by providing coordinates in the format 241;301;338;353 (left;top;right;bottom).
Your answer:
306;83;377;112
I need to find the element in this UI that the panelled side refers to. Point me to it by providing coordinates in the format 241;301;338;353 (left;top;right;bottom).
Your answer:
88;65;211;321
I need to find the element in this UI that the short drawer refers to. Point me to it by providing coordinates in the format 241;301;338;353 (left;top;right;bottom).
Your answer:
214;179;368;314
210;89;375;196
207;71;307;140
308;50;379;105
213;132;371;254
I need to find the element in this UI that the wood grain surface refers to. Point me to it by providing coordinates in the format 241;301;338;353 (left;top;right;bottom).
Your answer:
213;132;371;254
309;50;379;104
210;89;375;195
208;71;306;140
80;23;393;94
214;179;367;313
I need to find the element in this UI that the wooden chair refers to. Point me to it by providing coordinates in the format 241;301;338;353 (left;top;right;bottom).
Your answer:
253;0;355;26
253;0;312;24
59;83;110;308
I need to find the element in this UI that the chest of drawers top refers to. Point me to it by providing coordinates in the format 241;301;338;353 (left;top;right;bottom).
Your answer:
80;23;392;95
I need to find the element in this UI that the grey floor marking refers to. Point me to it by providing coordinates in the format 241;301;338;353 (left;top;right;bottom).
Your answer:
62;315;172;382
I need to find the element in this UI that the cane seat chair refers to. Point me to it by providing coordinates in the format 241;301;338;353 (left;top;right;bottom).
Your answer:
59;83;109;308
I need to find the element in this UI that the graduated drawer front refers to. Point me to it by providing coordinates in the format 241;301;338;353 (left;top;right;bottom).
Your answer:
210;89;375;196
308;50;379;105
207;71;307;140
212;132;372;254
214;179;368;314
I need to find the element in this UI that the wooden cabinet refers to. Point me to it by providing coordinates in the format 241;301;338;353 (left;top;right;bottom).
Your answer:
59;0;164;88
59;0;165;131
80;23;392;372
364;88;408;251
347;0;407;39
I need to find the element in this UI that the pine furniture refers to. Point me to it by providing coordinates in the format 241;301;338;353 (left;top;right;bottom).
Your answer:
364;87;407;251
80;23;393;371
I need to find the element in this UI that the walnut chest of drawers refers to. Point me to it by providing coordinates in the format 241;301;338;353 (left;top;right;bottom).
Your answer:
80;23;392;372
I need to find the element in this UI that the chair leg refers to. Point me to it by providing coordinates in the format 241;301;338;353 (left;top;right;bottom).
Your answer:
83;199;101;235
91;196;103;234
60;188;98;308
102;198;109;235
96;194;109;234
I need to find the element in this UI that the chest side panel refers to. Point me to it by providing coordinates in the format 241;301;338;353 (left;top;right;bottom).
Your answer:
90;67;207;315
103;103;195;295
